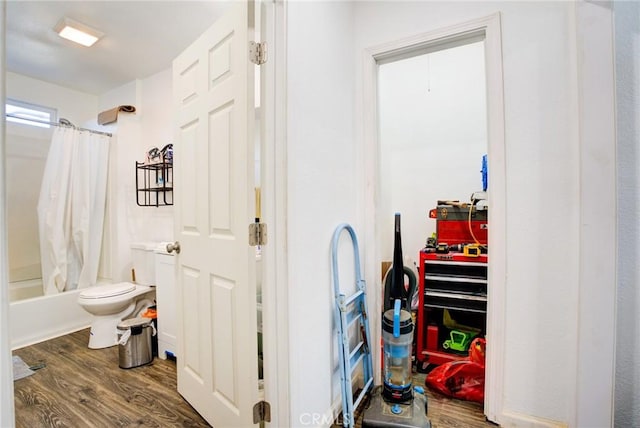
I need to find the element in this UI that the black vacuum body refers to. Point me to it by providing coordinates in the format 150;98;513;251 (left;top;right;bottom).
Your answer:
387;214;408;311
382;214;413;402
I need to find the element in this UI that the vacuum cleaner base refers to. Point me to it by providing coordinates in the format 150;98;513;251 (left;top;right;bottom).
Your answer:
362;388;431;428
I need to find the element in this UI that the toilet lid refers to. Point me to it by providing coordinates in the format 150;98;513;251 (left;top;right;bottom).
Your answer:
80;282;136;299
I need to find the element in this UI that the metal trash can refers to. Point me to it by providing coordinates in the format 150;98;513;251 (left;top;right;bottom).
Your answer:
117;317;154;369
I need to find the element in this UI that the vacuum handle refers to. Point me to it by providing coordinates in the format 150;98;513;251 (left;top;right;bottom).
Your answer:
393;299;401;338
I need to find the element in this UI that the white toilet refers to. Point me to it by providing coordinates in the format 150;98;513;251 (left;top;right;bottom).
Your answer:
78;242;159;349
78;282;155;349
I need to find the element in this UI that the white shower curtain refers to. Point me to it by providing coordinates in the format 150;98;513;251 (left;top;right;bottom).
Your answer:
37;127;110;294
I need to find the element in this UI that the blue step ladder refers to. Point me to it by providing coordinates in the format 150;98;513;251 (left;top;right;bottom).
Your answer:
331;224;375;428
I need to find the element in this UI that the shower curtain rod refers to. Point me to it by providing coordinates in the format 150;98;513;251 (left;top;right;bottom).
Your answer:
5;113;113;137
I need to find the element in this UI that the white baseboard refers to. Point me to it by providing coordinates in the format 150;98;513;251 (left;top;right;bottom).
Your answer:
499;410;568;428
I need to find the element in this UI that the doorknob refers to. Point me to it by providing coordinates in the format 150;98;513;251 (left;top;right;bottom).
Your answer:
166;241;181;254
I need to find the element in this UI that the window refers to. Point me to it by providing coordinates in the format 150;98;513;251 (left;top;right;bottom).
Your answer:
6;99;57;128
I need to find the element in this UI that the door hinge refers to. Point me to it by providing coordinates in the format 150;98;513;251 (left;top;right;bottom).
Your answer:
253;400;271;424
249;222;267;246
250;41;267;65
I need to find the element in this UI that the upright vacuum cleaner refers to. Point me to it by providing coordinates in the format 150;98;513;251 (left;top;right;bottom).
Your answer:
363;214;431;428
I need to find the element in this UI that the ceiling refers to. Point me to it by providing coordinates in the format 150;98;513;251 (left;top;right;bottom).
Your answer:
6;1;230;95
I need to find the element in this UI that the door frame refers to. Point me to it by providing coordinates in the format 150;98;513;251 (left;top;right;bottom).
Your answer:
360;13;506;423
261;0;291;425
0;2;16;426
572;3;617;426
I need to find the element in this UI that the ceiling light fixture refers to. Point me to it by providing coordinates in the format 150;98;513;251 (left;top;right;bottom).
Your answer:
54;17;103;47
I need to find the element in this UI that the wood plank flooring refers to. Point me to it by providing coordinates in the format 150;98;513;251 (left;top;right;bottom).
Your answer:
13;329;495;428
13;329;209;428
347;374;495;428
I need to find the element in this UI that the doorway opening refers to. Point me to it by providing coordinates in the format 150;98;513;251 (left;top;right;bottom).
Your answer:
377;32;488;389
363;14;505;423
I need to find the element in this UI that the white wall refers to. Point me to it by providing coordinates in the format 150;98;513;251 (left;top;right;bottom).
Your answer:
286;2;594;425
286;1;359;424
356;1;577;424
279;1;618;426
7;72;98;125
351;2;616;426
614;1;640;425
138;69;174;240
378;41;487;263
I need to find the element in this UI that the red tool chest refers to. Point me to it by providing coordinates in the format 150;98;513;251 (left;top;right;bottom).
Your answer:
430;204;488;245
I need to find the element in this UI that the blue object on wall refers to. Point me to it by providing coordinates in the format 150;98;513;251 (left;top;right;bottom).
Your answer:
481;154;488;191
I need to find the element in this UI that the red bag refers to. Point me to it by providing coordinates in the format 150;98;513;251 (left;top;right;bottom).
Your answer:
468;337;486;366
425;338;486;403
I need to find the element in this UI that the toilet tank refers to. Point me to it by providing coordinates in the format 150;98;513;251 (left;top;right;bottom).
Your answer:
130;242;160;285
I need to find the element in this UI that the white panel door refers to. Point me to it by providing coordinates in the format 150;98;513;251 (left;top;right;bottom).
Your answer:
172;2;259;426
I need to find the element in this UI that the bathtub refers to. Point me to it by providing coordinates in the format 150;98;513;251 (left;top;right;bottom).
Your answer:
9;278;43;302
9;281;92;349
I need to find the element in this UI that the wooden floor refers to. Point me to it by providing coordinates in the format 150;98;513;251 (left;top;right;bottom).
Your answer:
353;374;495;428
13;329;209;428
13;329;494;428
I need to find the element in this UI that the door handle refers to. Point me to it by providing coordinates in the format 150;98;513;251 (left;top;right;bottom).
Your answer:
166;241;181;254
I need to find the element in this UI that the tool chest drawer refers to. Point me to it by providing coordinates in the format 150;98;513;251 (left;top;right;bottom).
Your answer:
424;276;487;295
416;251;488;366
423;290;487;313
423;260;487;280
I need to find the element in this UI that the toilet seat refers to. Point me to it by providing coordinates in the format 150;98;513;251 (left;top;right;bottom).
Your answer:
79;282;136;299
